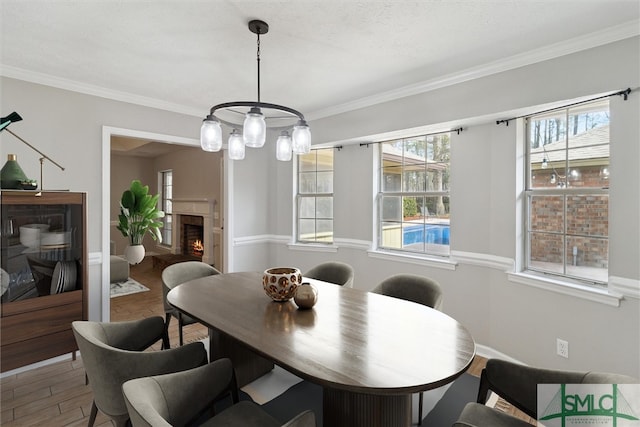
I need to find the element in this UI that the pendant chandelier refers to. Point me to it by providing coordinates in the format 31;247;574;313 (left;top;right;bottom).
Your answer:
200;20;311;161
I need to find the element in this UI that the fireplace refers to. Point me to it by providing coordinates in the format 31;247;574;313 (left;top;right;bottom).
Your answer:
171;198;216;266
181;215;204;259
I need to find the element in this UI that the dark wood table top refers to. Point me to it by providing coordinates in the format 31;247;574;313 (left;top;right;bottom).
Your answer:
168;271;475;395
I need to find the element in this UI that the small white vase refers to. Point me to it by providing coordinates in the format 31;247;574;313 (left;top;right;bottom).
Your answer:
124;244;145;265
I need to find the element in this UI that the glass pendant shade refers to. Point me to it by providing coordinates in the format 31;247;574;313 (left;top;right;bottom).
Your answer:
276;131;293;161
228;129;245;160
292;120;311;154
200;116;223;152
243;107;266;148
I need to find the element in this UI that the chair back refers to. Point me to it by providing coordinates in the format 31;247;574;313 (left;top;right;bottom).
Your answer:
123;375;173;427
305;261;355;287
161;261;220;312
124;360;234;427
124;360;317;427
72;319;207;423
372;273;443;310
479;358;639;420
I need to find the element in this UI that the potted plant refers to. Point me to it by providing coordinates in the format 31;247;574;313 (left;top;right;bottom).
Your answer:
117;179;164;264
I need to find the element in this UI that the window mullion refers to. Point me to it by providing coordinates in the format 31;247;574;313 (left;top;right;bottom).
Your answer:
563;194;567;276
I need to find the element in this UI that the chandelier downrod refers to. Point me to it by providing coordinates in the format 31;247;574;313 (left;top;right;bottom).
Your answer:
249;20;266;103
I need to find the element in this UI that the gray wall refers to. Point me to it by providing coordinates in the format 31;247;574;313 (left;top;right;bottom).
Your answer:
1;35;638;377
229;37;640;377
1;78;202;320
110;154;157;255
153;146;223;268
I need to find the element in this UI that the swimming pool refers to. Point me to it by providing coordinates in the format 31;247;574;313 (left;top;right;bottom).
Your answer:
404;224;450;245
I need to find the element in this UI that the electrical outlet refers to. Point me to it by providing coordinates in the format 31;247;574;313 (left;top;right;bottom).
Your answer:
557;339;569;358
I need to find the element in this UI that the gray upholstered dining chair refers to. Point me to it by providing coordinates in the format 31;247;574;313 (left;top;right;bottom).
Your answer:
371;273;444;425
123;359;317;427
304;261;355;287
162;261;221;346
453;358;638;426
72;317;208;427
371;273;443;311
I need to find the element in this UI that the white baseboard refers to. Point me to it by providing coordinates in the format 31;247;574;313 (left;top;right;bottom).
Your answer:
475;344;525;365
0;353;75;378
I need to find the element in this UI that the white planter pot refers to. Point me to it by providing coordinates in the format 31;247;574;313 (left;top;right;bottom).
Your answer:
124;244;145;265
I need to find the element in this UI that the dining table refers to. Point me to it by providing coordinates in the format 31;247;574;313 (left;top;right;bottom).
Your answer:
167;271;475;427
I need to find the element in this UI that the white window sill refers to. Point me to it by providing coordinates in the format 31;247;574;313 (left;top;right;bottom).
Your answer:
507;271;623;307
287;242;339;253
367;249;457;271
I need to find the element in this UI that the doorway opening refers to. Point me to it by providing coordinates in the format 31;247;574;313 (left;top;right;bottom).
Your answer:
102;126;225;322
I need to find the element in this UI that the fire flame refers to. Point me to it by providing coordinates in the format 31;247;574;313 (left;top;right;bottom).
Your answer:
192;239;204;255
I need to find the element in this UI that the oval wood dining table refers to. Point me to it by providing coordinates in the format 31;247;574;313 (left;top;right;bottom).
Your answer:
168;271;475;427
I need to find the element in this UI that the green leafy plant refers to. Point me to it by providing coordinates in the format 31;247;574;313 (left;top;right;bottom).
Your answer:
403;197;418;218
117;180;165;245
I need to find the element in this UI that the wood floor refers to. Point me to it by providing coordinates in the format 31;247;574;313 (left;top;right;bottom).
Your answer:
0;257;208;427
0;257;534;426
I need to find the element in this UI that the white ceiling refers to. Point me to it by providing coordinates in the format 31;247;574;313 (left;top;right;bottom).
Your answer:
1;0;639;125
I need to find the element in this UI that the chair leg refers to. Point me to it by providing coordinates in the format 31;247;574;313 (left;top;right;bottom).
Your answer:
162;312;172;349
230;369;240;404
418;391;423;425
88;400;98;427
476;369;490;403
114;418;130;427
178;313;184;346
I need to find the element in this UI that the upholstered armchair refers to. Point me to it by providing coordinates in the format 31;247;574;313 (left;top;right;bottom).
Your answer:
72;317;208;427
123;359;317;427
453;358;638;426
304;261;355;288
162;261;221;346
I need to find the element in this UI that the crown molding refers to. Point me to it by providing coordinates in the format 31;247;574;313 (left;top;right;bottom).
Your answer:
308;20;640;120
0;65;203;117
2;20;637;121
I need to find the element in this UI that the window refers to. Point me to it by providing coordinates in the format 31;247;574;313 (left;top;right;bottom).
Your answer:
160;170;173;246
525;99;609;284
379;133;451;256
297;149;334;243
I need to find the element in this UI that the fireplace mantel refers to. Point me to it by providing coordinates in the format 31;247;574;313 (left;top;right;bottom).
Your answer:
172;198;215;266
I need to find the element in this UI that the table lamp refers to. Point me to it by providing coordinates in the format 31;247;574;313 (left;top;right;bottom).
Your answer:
0;111;65;191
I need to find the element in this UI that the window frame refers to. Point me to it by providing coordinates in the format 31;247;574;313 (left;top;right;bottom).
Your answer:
377;132;451;257
159;169;173;247
295;148;334;244
524;99;610;286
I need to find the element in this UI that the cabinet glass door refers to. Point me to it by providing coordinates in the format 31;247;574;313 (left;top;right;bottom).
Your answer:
1;200;83;303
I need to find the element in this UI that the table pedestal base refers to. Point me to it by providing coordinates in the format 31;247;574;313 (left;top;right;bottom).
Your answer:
323;388;412;427
209;328;274;387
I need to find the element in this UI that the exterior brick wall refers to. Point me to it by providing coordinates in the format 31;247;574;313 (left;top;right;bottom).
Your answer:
530;166;608;268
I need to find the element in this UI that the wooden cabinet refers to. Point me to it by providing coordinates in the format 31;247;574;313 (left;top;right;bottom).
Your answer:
1;191;87;372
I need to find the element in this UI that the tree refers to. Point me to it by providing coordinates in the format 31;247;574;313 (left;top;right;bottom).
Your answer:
403;197;418;218
430;134;450;216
